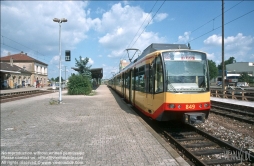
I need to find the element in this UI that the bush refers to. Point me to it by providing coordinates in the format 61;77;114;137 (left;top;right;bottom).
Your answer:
67;74;92;95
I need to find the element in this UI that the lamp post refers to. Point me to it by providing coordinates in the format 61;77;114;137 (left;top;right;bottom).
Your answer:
53;18;67;103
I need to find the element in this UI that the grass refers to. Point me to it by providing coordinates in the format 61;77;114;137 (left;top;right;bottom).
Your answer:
49;98;59;105
87;90;96;96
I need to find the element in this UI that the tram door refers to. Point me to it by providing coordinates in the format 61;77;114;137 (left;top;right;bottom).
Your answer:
121;73;124;96
129;69;135;105
145;56;163;114
123;73;126;99
146;62;154;113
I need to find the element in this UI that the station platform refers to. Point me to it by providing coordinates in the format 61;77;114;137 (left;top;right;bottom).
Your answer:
0;87;49;95
211;97;254;108
1;85;189;166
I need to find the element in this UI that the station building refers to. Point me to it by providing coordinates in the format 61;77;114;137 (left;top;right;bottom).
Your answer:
0;52;48;88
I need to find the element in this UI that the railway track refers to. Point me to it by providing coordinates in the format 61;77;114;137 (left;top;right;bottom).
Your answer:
159;122;254;165
211;102;254;124
132;103;254;165
0;90;54;103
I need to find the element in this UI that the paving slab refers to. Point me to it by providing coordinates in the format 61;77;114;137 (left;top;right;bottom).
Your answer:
1;85;189;166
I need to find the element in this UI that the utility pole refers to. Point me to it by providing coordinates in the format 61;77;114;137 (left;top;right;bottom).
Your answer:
53;18;67;103
222;0;225;97
64;66;67;82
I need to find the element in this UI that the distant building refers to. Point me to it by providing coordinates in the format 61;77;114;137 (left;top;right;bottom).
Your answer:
119;60;130;71
214;62;254;86
71;67;103;85
226;62;254;76
0;52;48;87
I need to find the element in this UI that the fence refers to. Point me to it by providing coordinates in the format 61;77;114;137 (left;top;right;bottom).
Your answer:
210;88;254;101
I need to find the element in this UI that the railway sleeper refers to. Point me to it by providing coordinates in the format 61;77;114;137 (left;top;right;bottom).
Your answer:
184;142;217;148
192;148;225;156
170;131;197;137
213;107;254;117
203;158;242;165
211;109;254;124
175;136;205;142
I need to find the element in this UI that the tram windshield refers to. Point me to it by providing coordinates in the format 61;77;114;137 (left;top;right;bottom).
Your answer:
163;51;209;92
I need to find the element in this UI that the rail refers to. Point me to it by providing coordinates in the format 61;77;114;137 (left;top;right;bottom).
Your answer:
210;88;254;101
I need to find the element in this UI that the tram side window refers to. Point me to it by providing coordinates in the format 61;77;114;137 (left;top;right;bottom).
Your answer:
145;64;149;93
132;70;135;90
134;68;139;91
117;76;121;86
125;72;129;89
119;76;122;86
138;66;145;92
149;63;154;93
155;57;163;93
114;77;117;85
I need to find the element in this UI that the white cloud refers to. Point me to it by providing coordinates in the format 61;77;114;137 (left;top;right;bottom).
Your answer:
207;53;215;60
224;33;253;53
1;1;98;56
178;32;191;43
204;33;254;62
50;55;60;64
204;34;221;46
101;65;118;79
96;2;166;59
0;49;10;57
96;3;151;33
154;13;168;22
88;58;94;65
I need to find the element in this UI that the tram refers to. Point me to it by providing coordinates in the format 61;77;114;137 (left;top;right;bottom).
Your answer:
108;43;210;123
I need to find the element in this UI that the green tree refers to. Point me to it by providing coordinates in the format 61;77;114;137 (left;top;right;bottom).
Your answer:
55;76;64;82
218;57;236;70
66;56;93;95
208;60;218;80
50;77;55;82
67;74;92;95
238;72;251;83
75;56;91;77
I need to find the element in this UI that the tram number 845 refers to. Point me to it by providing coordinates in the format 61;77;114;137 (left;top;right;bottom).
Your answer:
186;104;195;109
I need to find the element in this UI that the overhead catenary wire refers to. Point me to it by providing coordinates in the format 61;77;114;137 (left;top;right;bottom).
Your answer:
189;0;245;35
130;0;166;49
120;0;166;64
1;35;47;58
119;0;159;63
1;35;52;64
1;42;50;64
187;9;254;43
1;37;47;61
174;0;246;44
127;0;159;49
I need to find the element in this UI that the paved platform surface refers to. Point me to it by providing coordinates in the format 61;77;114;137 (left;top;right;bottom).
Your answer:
1;85;189;166
211;97;254;108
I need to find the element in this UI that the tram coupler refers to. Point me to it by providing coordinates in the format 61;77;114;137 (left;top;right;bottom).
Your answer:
184;112;205;124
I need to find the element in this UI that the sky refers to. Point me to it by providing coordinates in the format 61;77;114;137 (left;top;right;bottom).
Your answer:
1;1;254;79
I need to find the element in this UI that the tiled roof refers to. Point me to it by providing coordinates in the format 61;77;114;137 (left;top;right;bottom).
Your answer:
0;53;48;66
0;62;31;74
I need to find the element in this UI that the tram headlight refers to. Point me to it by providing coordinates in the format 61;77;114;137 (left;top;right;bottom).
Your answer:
204;103;209;108
168;104;175;109
178;105;181;109
199;104;202;108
